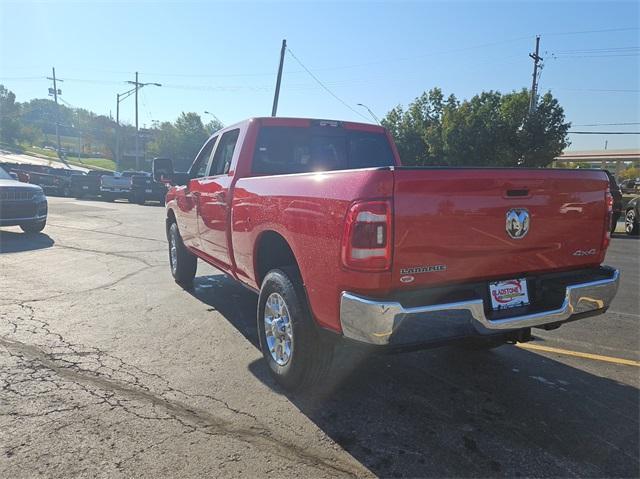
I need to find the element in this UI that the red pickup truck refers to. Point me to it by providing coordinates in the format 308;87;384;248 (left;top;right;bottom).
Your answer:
156;117;619;391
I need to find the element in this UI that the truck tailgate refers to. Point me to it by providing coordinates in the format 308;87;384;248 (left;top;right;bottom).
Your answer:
392;168;609;288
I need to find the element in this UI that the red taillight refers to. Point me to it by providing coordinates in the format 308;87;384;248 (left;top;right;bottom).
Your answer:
602;191;613;250
342;200;392;271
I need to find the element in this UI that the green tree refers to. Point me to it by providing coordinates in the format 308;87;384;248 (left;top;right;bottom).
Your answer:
204;119;224;135
0;85;21;144
175;112;208;162
148;112;213;170
383;88;570;167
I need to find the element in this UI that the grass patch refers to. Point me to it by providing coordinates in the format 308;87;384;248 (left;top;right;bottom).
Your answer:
21;145;59;159
73;158;116;171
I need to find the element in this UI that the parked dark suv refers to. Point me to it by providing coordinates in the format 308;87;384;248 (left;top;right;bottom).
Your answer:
0;166;48;233
129;171;168;205
604;170;623;234
72;170;112;198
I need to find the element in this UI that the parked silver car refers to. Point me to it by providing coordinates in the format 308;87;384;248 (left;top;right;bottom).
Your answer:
0;166;48;233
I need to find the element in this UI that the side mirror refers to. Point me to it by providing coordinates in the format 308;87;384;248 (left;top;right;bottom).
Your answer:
152;157;175;183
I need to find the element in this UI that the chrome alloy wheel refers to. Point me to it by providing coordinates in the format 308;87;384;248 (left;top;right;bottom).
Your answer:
264;292;294;366
626;209;636;234
169;228;178;275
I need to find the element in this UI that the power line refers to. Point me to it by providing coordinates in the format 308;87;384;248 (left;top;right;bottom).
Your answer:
286;47;370;122
568;131;640;134
544;26;640;36
552;87;640;93
572;122;640;126
553;46;639;53
0;76;44;81
551;53;639;58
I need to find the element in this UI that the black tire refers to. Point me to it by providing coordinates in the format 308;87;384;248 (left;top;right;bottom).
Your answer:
257;268;334;391
625;208;639;236
20;219;46;233
168;221;197;287
611;212;620;235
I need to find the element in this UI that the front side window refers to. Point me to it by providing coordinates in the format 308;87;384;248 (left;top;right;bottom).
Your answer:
210;129;240;176
190;136;217;178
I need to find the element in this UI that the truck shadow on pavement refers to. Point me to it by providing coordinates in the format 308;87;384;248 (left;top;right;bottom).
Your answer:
0;230;55;253
190;273;640;478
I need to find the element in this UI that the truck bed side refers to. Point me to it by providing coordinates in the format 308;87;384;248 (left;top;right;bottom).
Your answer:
231;168;394;331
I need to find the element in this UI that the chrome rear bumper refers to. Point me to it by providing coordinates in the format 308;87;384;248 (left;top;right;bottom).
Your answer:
340;268;620;346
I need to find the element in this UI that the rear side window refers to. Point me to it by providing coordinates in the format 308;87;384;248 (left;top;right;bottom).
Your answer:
252;126;394;175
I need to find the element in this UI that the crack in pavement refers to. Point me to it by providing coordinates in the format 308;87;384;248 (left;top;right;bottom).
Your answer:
46;222;166;244
53;242;165;268
0;264;163;305
0;304;363;477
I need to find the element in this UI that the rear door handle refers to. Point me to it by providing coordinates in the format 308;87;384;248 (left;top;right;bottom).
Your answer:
193;191;201;197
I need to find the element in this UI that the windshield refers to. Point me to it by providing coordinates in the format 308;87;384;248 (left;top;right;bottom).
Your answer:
252;126;395;175
0;166;13;180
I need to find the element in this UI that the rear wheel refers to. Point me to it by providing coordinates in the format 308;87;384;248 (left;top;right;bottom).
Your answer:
257;268;334;391
20;219;46;233
625;208;639;236
168;222;197;287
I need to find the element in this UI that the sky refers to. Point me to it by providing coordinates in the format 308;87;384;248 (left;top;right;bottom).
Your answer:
0;0;638;151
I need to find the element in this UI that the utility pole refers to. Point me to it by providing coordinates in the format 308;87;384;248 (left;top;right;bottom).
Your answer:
529;35;543;113
271;39;286;117
46;67;63;155
126;72;161;170
135;72;139;170
116;93;120;170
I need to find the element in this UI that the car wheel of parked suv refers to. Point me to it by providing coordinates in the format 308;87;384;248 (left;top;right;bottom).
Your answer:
625;208;639;236
20;219;46;234
257;268;334;391
168;222;197;287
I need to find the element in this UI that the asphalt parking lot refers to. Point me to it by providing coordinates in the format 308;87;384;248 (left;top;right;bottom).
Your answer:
1;197;638;478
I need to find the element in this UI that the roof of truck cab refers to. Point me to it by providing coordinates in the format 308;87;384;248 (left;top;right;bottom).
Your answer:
218;117;386;133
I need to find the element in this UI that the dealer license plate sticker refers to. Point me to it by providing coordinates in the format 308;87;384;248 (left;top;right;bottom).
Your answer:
82;186;89;189
489;278;529;310
145;189;152;193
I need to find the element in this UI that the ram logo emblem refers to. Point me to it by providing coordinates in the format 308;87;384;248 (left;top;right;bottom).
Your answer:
506;208;530;239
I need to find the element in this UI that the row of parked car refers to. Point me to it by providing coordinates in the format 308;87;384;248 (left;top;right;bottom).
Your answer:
605;171;639;236
0;162;168;205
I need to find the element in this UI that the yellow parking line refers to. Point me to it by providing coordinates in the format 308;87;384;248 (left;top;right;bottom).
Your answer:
517;343;640;367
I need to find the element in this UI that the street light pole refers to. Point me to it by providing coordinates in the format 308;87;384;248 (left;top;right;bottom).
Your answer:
356;103;381;125
76;110;81;162
204;111;224;129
